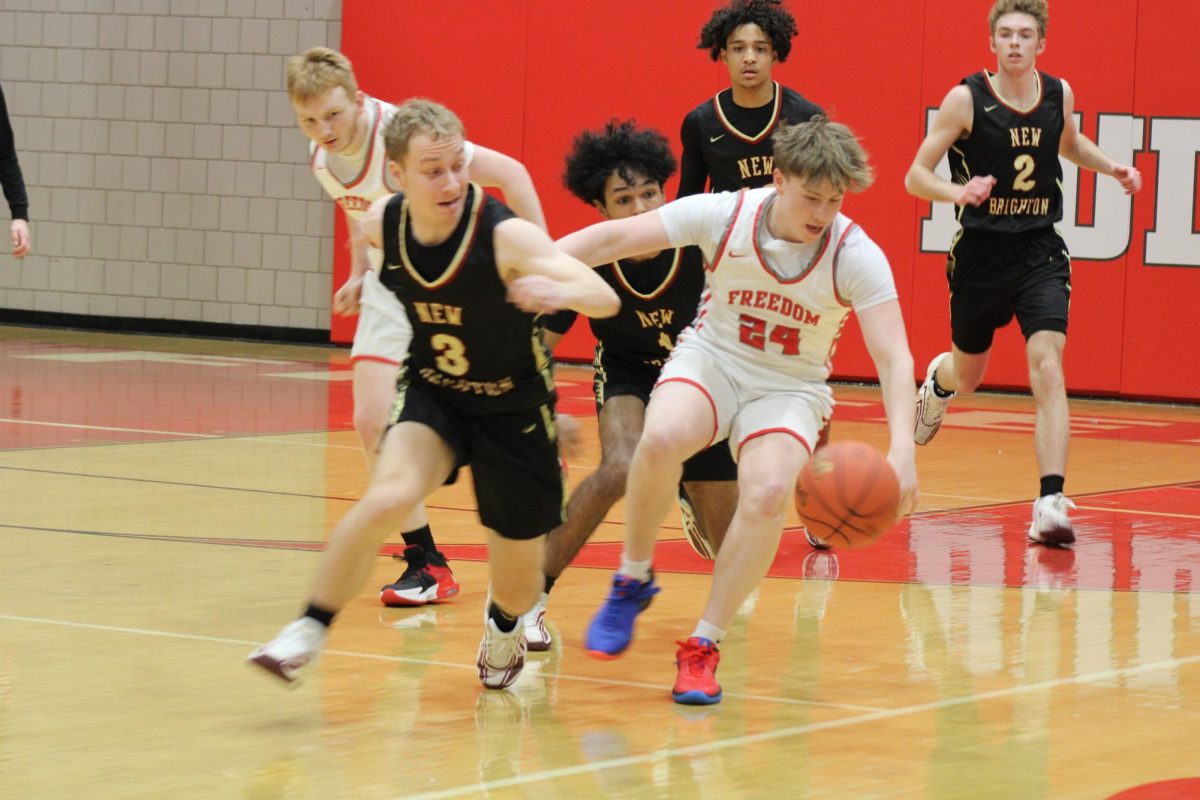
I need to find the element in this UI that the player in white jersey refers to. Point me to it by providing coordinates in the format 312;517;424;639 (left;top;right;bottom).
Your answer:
558;117;919;704
287;48;547;606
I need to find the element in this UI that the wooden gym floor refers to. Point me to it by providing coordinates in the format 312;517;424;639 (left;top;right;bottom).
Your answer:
2;324;1199;799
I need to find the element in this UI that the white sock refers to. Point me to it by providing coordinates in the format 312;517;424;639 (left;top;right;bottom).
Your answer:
618;556;653;583
692;620;725;644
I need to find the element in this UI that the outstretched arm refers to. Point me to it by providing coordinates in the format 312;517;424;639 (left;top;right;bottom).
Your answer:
904;85;996;207
556;209;673;268
1058;79;1141;195
857;299;918;515
470;145;548;232
496;218;619;319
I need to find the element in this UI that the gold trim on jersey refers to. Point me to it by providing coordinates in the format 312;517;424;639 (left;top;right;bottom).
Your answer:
397;183;485;289
982;70;1043;115
532;320;555;395
611;249;682;300
713;82;783;144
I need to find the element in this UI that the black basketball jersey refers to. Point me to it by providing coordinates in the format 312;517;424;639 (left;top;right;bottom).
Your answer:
546;246;705;368
949;70;1065;235
379;182;553;413
679;83;823;195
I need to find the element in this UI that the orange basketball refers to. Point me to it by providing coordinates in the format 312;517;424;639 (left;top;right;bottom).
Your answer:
795;441;900;550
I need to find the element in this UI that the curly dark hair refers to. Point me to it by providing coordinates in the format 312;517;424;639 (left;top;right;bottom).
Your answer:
562;120;677;206
698;0;798;62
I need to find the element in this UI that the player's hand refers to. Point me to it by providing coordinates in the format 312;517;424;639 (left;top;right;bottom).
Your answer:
556;412;583;460
888;450;919;517
955;175;996;207
1111;164;1142;195
10;220;30;258
333;275;364;317
506;274;567;314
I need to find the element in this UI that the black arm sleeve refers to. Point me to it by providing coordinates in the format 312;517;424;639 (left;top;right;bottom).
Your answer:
0;84;29;221
542;308;579;336
676;110;709;198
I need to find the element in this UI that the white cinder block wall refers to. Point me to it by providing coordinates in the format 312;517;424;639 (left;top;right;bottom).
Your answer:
0;0;341;333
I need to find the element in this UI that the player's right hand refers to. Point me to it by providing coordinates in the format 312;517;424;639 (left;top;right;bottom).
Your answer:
955;175;996;207
333;275;364;316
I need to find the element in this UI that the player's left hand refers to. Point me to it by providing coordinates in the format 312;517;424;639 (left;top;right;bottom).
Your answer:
1112;164;1142;195
333;275;364;316
10;220;30;258
888;450;919;517
506;275;566;314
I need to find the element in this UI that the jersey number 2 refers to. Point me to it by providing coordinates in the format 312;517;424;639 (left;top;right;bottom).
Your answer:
739;314;800;355
1012;154;1036;192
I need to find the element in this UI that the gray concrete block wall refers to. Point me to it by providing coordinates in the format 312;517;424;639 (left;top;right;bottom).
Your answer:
0;0;341;331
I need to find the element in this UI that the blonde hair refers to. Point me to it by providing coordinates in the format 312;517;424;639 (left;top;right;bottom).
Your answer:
772;116;874;193
382;99;465;164
989;0;1048;37
286;46;358;102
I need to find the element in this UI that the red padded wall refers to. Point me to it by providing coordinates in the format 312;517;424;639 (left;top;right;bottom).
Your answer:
334;1;1200;402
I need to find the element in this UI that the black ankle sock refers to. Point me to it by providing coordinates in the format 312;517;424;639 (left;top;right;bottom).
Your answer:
931;371;954;398
1040;475;1065;497
304;603;336;628
487;602;519;633
543;574;557;595
401;525;436;554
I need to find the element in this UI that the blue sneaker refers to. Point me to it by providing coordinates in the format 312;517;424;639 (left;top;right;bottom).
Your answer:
585;574;660;659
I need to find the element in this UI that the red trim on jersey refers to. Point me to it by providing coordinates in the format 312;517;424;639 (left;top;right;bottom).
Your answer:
751;195;831;285
712;82;783;144
830;222;859;307
349;354;402;367
738;427;812;454
981;70;1045;116
340;98;382;191
652;377;720;447
708;190;747;273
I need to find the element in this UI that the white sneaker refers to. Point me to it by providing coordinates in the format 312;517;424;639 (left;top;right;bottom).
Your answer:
915;352;954;445
524;592;552;652
247;617;326;684
679;486;716;560
803;527;831;551
478;616;527;689
1028;493;1076;546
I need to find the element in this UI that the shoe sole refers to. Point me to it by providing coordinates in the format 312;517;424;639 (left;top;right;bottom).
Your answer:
379;583;460;607
672;688;722;705
1028;526;1076;546
526;639;552;652
247;653;299;684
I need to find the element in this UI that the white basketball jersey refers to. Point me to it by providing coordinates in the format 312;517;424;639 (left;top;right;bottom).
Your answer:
309;96;392;222
688;189;860;383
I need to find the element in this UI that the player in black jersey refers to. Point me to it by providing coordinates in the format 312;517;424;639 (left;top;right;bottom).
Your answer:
677;0;822;196
522;120;740;650
905;0;1141;546
249;100;619;690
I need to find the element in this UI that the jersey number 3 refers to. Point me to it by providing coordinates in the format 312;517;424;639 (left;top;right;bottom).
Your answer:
432;333;469;376
739;314;800;355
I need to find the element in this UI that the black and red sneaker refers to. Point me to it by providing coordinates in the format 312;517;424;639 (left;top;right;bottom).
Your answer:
380;545;460;607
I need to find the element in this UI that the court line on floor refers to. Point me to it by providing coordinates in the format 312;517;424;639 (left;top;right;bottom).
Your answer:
0;418;362;450
0;612;883;713
400;652;1200;800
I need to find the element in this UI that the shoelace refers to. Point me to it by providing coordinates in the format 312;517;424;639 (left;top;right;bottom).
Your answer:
487;628;524;666
676;641;716;674
394;546;427;578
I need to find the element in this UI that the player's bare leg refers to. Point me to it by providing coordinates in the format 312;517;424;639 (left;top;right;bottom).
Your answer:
543;396;644;578
698;433;806;631
1026;330;1075;545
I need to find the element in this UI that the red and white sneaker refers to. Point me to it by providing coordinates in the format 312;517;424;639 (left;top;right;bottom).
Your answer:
380;545;460;606
679;486;716;560
523;592;552;652
247;617;326;684
915;352;954;446
477;616;527;690
671;637;722;705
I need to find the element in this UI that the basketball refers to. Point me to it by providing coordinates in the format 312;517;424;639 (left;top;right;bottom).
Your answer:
795;441;900;550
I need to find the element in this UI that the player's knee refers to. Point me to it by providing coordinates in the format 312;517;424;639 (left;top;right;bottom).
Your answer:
1028;356;1064;393
353;405;389;451
737;478;791;520
358;484;418;528
634;425;692;466
593;458;631;501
